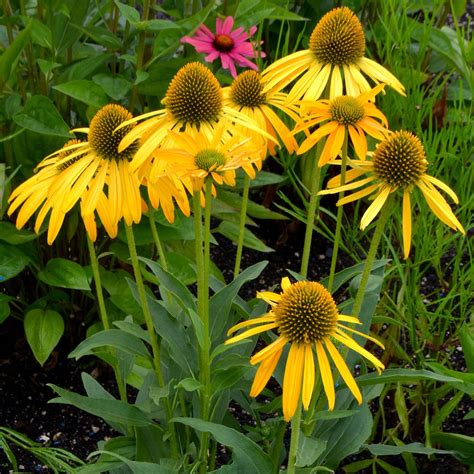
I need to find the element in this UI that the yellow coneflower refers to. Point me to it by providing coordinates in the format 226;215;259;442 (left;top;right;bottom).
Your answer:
319;131;465;258
223;70;299;158
225;277;384;421
118;62;274;173
262;7;405;102
150;125;260;192
294;84;389;164
8;105;145;243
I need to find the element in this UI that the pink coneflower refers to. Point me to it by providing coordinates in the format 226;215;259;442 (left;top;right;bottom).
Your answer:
181;16;264;78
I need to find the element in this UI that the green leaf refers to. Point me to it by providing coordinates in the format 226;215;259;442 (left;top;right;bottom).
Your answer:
0;297;11;324
459;323;474;373
425;362;474;395
139;258;196;312
93;73;133;101
114;1;140;24
0;221;37;245
69;329;150;360
0;242;29;281
173;418;273;473
296;434;327;467
210;261;268;340
365;442;452;456
53;80;108;107
137;19;181;32
175;378;202;392
24;309;64;366
215;221;274;252
356;368;465;387
13;95;70;137
38;258;91;290
430;432;474;464
0;20;31;90
165;252;196;285
72;25;122;50
29;18;53;49
49;384;154;427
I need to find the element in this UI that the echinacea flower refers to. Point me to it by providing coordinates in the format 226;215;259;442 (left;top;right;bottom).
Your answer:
225;277;385;421
319;131;465;258
262;6;405;102
150;125;260;192
118;62;273;173
223;70;299;157
181;16;264;78
294;84;389;164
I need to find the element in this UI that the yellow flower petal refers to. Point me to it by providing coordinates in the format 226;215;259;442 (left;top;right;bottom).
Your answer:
402;189;412;259
360;185;391;230
283;343;305;421
250;347;283;397
302;344;315;410
315;341;335;410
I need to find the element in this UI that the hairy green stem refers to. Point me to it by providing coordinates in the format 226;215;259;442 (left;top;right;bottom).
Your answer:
129;0;150;111
351;199;393;317
86;236;127;404
327;131;348;292
124;224;178;457
300;148;323;278
148;208;168;271
194;181;213;472
233;174;250;277
287;399;302;474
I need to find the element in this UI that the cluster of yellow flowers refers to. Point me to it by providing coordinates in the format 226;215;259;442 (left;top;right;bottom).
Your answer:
8;7;465;422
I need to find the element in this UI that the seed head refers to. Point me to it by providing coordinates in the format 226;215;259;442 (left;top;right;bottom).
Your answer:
230;71;266;108
373;131;428;188
88;104;138;161
330;96;365;126
274;281;338;343
194;149;226;171
164;62;223;126
309;7;366;66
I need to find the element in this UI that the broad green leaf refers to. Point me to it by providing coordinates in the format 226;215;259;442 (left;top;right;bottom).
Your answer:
135;425;170;463
139;258;196;312
296;434;327;467
29;18;53;49
215;221;274;252
0;222;36;245
137;19;181;32
24;309;64;366
60;53;113;82
0;297;11;324
0;242;29;281
84;450;178;473
38;258;90;290
114;1;140;24
175;378;202;392
212;366;248;394
13;95;70;137
173;418;273;473
69;329;150;360
431;432;474;466
210;261;268;341
165;252;196;285
93;73;132;101
0;21;31;90
356;368;464;386
236;170;286;188
48;384;153;427
365;442;452;456
53;80;108;107
72;25;122;50
425;362;474;395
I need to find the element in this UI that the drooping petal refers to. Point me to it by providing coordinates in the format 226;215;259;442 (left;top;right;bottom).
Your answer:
402;189;412;259
302;344;315;409
315;341;335;410
282;344;305;421
250;347;283;397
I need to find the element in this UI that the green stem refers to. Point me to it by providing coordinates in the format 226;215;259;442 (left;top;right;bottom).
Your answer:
124;224;179;457
327;131;348;292
124;224;164;386
129;0;150;111
351;199;393;317
300;149;323;279
194;181;213;472
233;174;250;277
148;208;168;271
287;399;302;474
86;236;128;405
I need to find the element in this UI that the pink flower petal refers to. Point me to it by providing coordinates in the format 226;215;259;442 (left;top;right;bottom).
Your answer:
220;53;238;78
230;52;259;70
230;27;245;38
215;17;223;35
205;50;220;62
197;24;215;40
221;17;234;35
